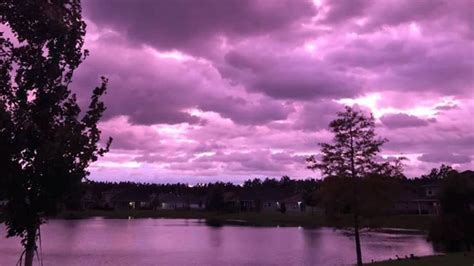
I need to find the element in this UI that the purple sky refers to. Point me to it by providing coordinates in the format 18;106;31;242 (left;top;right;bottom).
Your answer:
73;0;473;183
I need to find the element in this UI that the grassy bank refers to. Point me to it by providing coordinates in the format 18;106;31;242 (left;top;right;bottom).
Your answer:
368;252;474;266
54;209;434;230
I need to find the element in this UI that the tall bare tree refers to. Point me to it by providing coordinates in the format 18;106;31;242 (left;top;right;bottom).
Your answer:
307;106;402;266
0;1;111;265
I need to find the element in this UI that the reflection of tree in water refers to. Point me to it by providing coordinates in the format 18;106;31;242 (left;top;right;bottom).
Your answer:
208;226;223;248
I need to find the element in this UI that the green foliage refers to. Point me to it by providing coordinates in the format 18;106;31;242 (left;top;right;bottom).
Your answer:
0;0;111;249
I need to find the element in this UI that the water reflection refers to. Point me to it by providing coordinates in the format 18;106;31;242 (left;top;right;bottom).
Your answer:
0;218;436;266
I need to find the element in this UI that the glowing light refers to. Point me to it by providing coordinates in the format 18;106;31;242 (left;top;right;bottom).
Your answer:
435;97;459;110
312;0;322;7
338;93;382;117
195;152;216;158
355;18;368;27
149;47;190;61
409;22;421;36
407;107;437;118
304;43;316;53
155;125;186;136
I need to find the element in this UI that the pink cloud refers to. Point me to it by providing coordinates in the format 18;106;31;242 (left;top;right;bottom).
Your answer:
57;0;474;181
380;113;432;128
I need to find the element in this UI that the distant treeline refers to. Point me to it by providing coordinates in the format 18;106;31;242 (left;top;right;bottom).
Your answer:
79;164;470;201
81;176;321;198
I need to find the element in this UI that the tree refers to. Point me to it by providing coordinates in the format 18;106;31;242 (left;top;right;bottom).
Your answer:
429;170;474;251
421;164;453;180
206;185;226;212
0;1;111;265
307;106;403;266
317;174;402;219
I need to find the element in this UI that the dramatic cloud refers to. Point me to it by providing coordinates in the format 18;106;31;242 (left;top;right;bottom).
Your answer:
418;152;471;164
380;113;432;128
52;0;474;182
83;0;316;56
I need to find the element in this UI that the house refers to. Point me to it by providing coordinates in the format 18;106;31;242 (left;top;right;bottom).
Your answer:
101;189;122;209
261;199;280;212
422;181;441;198
80;190;98;210
394;198;440;215
158;194;189;210
223;192;240;211
236;190;282;212
393;188;440;215
238;190;260;211
229;189;308;213
279;194;305;213
188;195;206;210
111;190;156;210
261;191;284;212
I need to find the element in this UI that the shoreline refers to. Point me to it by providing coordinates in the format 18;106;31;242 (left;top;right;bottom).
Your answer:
368;252;474;265
53;210;434;231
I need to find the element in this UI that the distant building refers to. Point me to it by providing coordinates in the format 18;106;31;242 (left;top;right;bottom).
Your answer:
80;190;98;210
224;190;310;213
223;192;240;211
188;195;206;210
111;190;156;210
159;194;187;209
279;194;305;213
158;194;206;210
237;190;261;211
422;182;441;198
393;185;440;215
101;189;122;209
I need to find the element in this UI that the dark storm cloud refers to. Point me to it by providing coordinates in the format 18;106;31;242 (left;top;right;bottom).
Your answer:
83;0;316;55
418;152;471;164
220;50;361;101
73;0;474;180
380;113;432;128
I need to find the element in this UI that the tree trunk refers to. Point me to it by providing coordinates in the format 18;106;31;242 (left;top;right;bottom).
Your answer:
352;178;363;266
354;211;363;266
349;123;363;266
24;226;37;266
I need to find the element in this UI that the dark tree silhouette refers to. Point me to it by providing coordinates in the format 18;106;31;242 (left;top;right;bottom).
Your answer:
0;1;111;265
307;106;403;266
421;164;453;180
429;169;474;251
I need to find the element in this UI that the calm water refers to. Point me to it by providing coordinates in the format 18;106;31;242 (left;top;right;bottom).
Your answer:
0;218;436;266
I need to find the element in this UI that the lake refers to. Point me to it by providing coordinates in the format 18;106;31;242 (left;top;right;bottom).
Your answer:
0;218;436;266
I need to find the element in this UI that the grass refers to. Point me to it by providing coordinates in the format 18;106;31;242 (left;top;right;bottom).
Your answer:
54;209;434;230
368;252;474;266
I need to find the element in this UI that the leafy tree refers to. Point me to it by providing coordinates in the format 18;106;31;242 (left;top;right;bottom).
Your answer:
302;188;319;215
307;106;403;266
317;174;402;219
206;186;226;212
0;1;111;265
429;170;474;251
422;164;453;180
243;178;263;189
